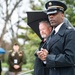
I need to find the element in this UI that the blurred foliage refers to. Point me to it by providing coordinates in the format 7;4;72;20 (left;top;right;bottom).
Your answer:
23;30;41;69
63;0;75;26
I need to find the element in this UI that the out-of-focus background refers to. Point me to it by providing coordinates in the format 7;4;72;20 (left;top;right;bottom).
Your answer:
0;0;75;75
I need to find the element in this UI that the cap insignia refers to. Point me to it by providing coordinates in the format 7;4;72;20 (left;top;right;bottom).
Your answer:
49;2;52;6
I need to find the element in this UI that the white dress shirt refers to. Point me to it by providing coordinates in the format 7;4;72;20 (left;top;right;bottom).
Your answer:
54;22;64;34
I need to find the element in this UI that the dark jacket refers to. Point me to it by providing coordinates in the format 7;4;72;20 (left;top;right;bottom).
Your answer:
8;50;24;72
34;41;49;75
46;23;75;75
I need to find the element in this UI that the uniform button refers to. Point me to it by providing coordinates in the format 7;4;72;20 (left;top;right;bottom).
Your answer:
54;68;56;70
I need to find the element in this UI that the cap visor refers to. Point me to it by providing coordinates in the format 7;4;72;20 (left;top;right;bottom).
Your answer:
47;10;58;15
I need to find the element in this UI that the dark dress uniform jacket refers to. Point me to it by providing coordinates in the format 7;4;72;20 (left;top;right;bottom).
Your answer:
46;23;75;75
8;50;24;72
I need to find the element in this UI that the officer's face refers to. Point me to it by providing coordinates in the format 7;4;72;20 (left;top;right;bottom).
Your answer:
48;12;64;28
39;23;52;39
13;45;19;51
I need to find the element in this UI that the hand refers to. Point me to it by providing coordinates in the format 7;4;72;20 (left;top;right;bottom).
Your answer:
41;48;48;60
14;65;20;69
37;48;48;61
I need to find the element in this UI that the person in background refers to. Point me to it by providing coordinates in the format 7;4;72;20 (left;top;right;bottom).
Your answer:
0;61;2;75
8;43;24;75
34;20;52;75
38;1;75;75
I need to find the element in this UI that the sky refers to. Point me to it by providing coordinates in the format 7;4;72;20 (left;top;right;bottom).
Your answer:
0;0;31;44
0;0;45;44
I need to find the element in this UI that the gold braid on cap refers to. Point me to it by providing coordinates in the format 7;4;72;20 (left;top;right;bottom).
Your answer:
48;6;64;10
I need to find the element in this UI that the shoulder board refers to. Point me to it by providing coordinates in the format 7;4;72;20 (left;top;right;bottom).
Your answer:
19;50;22;52
9;50;13;52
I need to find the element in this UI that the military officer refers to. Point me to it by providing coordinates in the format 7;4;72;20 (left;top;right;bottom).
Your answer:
8;43;24;75
38;1;75;75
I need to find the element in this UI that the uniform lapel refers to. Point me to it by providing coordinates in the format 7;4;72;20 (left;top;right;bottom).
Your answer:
47;23;67;51
47;33;60;51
